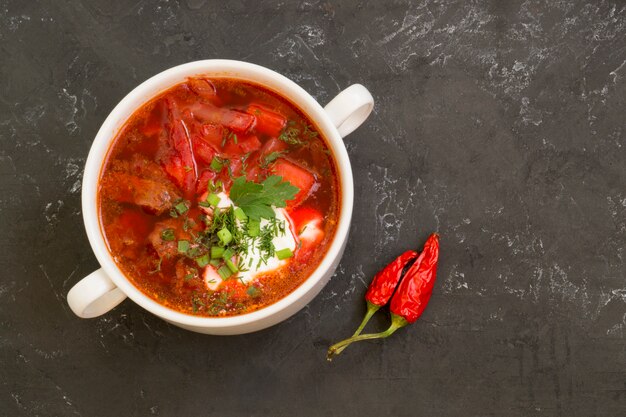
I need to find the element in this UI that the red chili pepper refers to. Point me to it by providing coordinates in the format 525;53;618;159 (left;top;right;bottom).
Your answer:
332;250;418;356
327;233;439;360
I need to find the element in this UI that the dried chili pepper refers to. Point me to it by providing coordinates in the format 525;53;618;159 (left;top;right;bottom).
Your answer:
327;233;439;360
333;250;418;355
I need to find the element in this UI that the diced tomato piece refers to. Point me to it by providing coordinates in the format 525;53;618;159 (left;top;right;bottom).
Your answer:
191;134;217;164
272;159;317;207
190;102;255;133
196;170;217;195
288;207;324;262
198;124;225;149
247;104;287;137
222;135;262;156
246;165;261;182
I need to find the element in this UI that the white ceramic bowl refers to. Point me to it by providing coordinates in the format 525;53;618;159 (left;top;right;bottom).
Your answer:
67;60;374;335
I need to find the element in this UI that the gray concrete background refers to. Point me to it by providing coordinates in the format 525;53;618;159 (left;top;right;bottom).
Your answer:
1;1;625;416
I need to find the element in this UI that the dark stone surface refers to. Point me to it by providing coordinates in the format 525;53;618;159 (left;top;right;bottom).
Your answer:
1;0;625;416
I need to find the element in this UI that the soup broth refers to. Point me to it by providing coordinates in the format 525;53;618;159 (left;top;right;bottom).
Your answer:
98;78;340;317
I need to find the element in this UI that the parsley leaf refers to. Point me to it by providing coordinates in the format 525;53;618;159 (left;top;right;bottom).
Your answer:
230;176;299;221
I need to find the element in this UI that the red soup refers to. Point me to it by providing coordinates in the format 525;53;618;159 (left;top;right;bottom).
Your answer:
98;78;340;317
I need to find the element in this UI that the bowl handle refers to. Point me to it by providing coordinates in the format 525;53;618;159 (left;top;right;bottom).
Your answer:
323;84;374;138
67;268;127;318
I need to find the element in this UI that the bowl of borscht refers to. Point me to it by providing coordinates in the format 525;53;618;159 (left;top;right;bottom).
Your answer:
67;60;373;334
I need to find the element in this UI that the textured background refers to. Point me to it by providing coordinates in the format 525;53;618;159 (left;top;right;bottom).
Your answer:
1;1;625;416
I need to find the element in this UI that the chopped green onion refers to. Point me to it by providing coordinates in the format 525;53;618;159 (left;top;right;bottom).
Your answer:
160;228;176;241
198;200;211;208
174;201;188;215
207;193;221;207
177;240;190;254
247;219;260;237
187;246;202;258
222;248;235;260
276;247;294;260
210;246;225;259
234;207;247;221
217;227;233;245
217;265;232;279
209;259;221;267
225;258;238;273
196;253;210;268
210;157;223;172
184;273;195;280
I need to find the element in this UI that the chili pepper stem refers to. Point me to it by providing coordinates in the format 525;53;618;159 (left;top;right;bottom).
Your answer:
327;314;409;361
333;301;381;355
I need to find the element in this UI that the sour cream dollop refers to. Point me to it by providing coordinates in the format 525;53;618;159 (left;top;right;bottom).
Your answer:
201;192;297;291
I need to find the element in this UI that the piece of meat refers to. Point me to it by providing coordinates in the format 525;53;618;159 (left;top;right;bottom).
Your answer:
101;172;180;214
174;258;204;292
147;219;181;259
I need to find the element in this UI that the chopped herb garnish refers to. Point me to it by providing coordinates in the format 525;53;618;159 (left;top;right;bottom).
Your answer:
217;265;232;279
187;246;202;258
174;201;189;215
210;156;224;172
217;227;233;245
148;258;162;274
184;273;195;280
198;200;211;208
207;193;221;207
234;207;247;221
184;165;193;172
211;246;225;259
229;175;299;220
247;286;261;298
161;228;176;241
222;248;235;260
225;258;238;273
260;151;286;169
247;219;260;237
183;218;196;232
177;240;190;254
279;125;305;146
196;253;210;268
276;247;294;260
